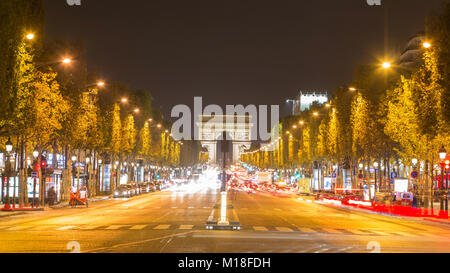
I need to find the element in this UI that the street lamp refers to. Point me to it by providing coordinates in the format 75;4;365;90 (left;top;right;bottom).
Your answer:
438;146;447;215
439;146;447;160
382;62;391;69
3;138;13;210
423;42;431;49
26;33;35;40
313;112;319;117
33;148;39;158
5;138;13;153
71;156;77;162
62;58;71;64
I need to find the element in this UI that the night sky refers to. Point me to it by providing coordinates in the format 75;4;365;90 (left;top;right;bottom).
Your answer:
43;0;444;118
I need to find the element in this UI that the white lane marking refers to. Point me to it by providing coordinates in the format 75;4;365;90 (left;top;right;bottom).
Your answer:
336;246;354;253
274;208;281;211
188;206;195;209
179;225;194;230
6;226;32;231
171;207;178;209
275;227;293;232
207;209;215;222
298;227;317;233
130;225;147;230
253;226;268;231
203;206;209;209
84;231;196;253
105;225;127;230
322;228;343;234
57;226;77;231
154;224;170;230
306;200;312;203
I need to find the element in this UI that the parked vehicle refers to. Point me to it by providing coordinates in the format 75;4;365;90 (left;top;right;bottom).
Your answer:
138;182;150;193
114;185;132;198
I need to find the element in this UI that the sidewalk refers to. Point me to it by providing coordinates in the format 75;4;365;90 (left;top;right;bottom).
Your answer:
50;195;111;209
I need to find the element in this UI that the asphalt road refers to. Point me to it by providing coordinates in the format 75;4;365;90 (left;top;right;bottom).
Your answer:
0;180;449;253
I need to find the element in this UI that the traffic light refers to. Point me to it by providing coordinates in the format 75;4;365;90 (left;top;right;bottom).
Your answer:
40;155;47;170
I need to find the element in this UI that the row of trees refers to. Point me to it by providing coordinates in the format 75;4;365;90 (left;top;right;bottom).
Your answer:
242;3;450;203
0;0;182;206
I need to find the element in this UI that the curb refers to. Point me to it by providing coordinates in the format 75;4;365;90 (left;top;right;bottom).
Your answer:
50;196;111;209
314;200;450;225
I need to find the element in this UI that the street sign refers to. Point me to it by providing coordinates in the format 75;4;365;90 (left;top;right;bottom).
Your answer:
31;172;38;178
332;172;336;178
391;172;397;179
411;171;418;179
358;173;363;179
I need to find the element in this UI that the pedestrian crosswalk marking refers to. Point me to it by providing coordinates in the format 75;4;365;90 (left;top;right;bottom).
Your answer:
57;226;77;231
130;225;147;230
298;228;317;233
79;225;101;230
275;227;293;232
154;224;170;230
105;225;127;230
322;228;343;234
416;232;443;238
347;229;371;235
7;226;32;231
30;226;55;231
253;226;268;231
391;231;419;237
179;225;194;230
369;230;390;236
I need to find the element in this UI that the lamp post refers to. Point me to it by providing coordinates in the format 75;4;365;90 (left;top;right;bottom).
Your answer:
2;138;13;210
439;146;446;214
374;162;379;193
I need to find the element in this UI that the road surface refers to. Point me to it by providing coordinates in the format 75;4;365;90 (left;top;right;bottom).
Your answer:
0;180;449;253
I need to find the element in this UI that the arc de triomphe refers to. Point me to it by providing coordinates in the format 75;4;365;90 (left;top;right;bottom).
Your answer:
197;114;253;164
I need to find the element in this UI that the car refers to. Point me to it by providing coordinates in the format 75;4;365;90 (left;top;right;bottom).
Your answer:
138;182;150;193
129;183;139;196
148;181;157;192
113;185;132;198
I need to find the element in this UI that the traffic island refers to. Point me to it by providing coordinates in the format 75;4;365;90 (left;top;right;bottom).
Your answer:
205;221;241;230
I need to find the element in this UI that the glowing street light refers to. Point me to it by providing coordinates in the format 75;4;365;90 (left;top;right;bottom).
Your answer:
62;58;72;64
349;87;357;91
157;124;162;129
299;120;305;125
382;62;391;69
5;138;13;153
325;103;331;108
439;146;447;160
313;112;319;117
121;98;128;103
97;81;105;87
26;33;35;40
423;42;431;49
292;125;297;129
133;108;140;113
